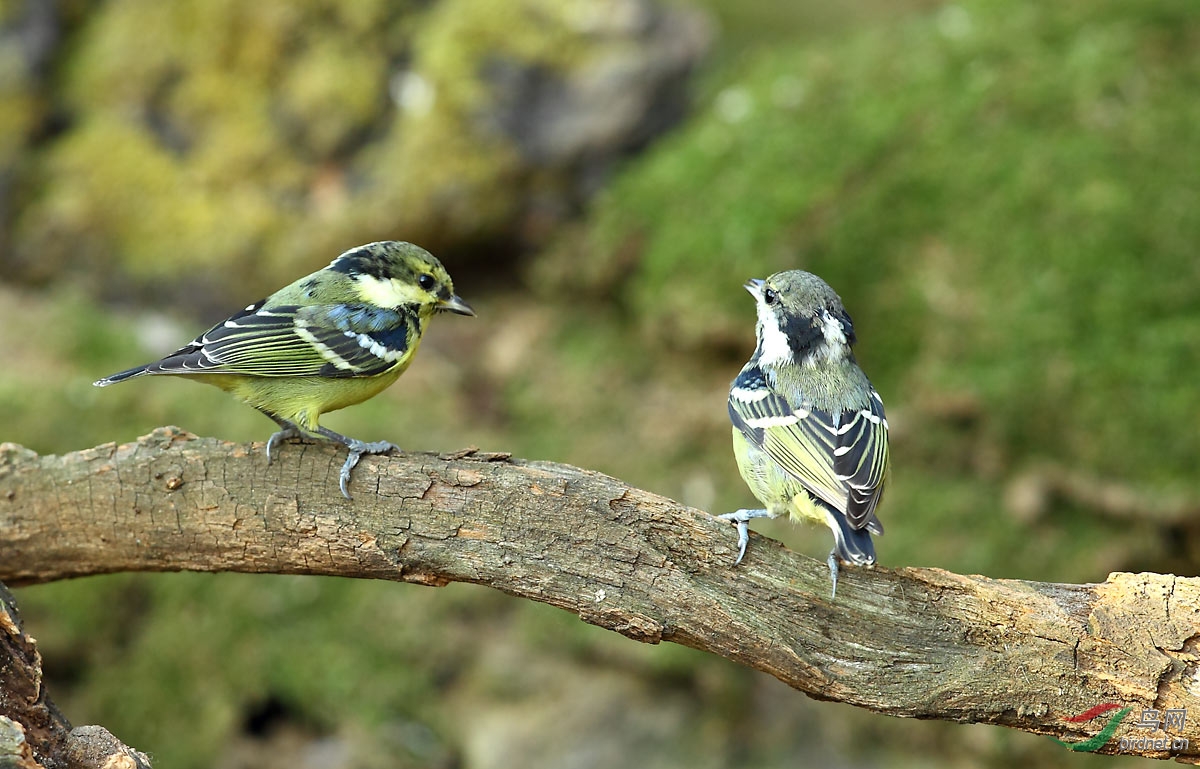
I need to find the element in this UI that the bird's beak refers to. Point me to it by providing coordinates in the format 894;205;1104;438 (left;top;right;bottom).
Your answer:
439;294;476;316
744;278;765;299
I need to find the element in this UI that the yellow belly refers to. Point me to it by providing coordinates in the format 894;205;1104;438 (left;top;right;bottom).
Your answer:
195;364;406;431
731;427;828;526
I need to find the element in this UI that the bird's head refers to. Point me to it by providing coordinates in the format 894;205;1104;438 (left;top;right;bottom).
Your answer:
330;241;475;316
745;270;856;368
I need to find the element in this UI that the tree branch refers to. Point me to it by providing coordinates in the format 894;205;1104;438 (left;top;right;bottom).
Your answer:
0;581;68;769
1;428;1197;761
0;582;152;768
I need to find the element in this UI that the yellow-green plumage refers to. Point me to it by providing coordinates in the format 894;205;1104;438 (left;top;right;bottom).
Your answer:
720;270;889;598
193;367;408;433
94;241;474;498
730;426;830;527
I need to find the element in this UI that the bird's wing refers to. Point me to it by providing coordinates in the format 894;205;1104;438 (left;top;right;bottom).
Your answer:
143;301;412;379
831;388;889;531
728;366;888;531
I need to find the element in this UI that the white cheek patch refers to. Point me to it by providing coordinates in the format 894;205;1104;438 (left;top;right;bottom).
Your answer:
807;310;850;366
821;311;848;346
354;276;427;308
756;303;794;366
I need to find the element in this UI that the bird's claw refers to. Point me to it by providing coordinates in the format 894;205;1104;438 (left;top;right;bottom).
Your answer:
717;509;769;566
338;440;400;499
717;515;750;565
266;426;302;464
827;550;840;600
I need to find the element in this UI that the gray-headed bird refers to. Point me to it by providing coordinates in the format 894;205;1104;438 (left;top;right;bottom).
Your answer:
94;241;474;499
720;270;889;597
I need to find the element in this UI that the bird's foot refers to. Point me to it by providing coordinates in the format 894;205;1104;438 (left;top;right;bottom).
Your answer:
338;439;400;500
314;427;400;499
716;508;770;565
266;425;302;464
827;549;840;600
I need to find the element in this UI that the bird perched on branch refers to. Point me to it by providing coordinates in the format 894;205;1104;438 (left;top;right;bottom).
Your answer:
94;241;475;498
720;270;889;598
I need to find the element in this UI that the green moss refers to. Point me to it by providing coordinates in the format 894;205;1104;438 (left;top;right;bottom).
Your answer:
19;116;272;285
0;63;36;161
552;0;1200;485
353;0;641;247
13;0;415;299
12;0;685;299
277;38;388;158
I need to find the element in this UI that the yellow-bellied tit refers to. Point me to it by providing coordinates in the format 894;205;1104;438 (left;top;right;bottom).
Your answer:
719;270;888;598
94;241;475;499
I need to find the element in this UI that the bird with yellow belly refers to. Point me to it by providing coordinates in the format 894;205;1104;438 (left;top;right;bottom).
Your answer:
95;241;475;498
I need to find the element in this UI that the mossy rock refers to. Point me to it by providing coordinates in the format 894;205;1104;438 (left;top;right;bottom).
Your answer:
6;0;708;305
542;0;1200;485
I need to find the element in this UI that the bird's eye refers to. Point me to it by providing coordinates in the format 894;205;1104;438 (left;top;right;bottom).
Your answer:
763;287;778;305
418;274;436;291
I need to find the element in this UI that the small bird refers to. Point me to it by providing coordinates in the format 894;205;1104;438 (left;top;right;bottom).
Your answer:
720;270;889;598
94;241;475;498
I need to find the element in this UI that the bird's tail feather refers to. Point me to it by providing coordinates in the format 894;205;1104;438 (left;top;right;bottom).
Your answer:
93;365;151;387
825;509;877;565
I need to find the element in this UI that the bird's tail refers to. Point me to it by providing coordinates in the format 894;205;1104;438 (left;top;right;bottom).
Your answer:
825;509;877;566
93;365;151;387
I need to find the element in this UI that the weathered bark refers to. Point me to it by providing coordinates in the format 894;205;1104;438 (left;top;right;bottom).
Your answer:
0;581;69;769
1;428;1197;762
0;582;151;769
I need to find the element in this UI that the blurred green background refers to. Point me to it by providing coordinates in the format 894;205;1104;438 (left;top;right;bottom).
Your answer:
2;0;1197;766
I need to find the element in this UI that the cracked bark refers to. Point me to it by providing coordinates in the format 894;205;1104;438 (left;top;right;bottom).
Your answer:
1;427;1198;763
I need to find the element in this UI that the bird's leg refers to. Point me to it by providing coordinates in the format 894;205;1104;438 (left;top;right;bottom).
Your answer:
315;426;400;500
827;549;840;600
266;417;303;464
716;508;770;565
